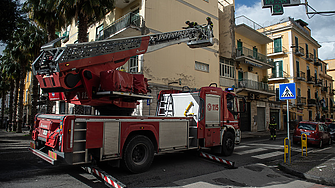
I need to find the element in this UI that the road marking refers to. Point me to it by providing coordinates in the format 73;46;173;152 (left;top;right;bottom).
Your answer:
235;148;267;155
252;151;282;159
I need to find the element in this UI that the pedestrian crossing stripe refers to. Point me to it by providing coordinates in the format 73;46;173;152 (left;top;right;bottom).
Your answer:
281;86;294;98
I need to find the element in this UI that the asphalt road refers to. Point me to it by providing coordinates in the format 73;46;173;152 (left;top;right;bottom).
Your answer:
0;130;332;188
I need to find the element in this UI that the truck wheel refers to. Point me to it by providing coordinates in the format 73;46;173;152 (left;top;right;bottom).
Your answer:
222;131;234;156
123;135;154;173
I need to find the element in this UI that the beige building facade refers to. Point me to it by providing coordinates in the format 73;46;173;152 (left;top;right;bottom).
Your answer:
263;18;334;129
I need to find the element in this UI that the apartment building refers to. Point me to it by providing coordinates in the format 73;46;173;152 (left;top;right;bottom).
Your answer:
234;15;275;132
60;0;229;116
325;58;335;116
263;17;334;128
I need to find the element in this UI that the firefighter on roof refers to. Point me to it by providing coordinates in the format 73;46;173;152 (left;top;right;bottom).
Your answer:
268;116;277;140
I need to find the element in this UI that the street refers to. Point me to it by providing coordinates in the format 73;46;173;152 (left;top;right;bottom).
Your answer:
0;130;333;188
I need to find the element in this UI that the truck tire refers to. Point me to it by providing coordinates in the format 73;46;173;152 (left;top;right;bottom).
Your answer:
222;131;234;156
123;135;154;173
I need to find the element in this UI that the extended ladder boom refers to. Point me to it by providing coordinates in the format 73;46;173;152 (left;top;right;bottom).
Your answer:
32;27;213;77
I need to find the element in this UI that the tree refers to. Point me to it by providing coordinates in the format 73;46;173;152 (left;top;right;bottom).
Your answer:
60;0;115;42
24;0;66;42
0;0;21;43
1;50;21;132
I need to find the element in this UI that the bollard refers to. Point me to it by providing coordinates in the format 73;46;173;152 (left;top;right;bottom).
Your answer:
284;137;288;163
301;133;307;156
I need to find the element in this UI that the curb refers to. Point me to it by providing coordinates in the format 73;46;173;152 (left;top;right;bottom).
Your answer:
278;163;335;186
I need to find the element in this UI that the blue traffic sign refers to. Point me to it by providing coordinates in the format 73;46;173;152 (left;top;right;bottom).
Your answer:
279;83;296;100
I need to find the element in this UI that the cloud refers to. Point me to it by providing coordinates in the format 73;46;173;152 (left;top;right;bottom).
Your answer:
235;0;335;60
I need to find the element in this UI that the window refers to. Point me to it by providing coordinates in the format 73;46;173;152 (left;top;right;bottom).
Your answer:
219;58;234;78
96;24;104;40
237;40;243;56
274;38;282;53
325;65;327;74
253;46;258;59
195;61;209;72
307;88;311;99
272;60;283;77
305;43;309;58
313;49;316;62
129;56;138;73
295;36;299;51
296;60;300;77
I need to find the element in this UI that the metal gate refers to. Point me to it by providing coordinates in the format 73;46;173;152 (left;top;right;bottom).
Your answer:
239;102;250;131
257;107;265;131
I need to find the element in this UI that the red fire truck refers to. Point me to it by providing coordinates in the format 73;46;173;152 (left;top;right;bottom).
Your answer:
29;26;244;173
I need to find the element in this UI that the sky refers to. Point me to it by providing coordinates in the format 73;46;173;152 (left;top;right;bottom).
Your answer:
235;0;335;60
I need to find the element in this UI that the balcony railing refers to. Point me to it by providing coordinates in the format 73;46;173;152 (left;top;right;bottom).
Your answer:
314;60;322;66
296;71;305;81
267;46;288;55
315;79;322;87
97;13;142;41
307;75;315;84
322;86;328;93
268;71;289;79
330;89;335;95
294;46;305;56
236;47;269;65
307;98;317;106
306;53;314;61
297;96;307;106
237;79;275;93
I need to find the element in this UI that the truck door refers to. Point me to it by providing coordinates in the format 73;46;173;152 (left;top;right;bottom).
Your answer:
204;94;221;147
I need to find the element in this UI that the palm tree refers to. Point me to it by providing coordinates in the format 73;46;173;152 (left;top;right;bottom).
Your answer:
26;24;47;128
5;19;38;133
0;54;19;131
60;0;115;42
24;0;66;42
1;49;21;132
25;0;67;114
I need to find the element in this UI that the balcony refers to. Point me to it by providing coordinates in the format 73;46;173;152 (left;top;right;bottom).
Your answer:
322;86;328;93
296;96;307;106
294;46;305;56
236;79;275;96
306;53;314;62
315;79;322;87
296;71;306;81
236;47;273;69
314;59;322;66
96;12;142;41
322;106;329;112
307;75;315;84
330;89;335;96
267;46;288;57
268;71;289;83
307;98;317;107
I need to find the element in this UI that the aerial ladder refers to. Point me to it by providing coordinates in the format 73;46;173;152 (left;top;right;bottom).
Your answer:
32;25;214;115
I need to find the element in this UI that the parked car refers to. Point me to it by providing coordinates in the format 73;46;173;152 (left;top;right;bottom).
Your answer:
328;123;335;141
293;121;331;148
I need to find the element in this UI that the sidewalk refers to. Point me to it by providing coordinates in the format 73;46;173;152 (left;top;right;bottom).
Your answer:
279;145;335;186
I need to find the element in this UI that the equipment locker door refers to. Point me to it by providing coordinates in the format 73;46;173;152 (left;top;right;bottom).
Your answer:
205;94;221;147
